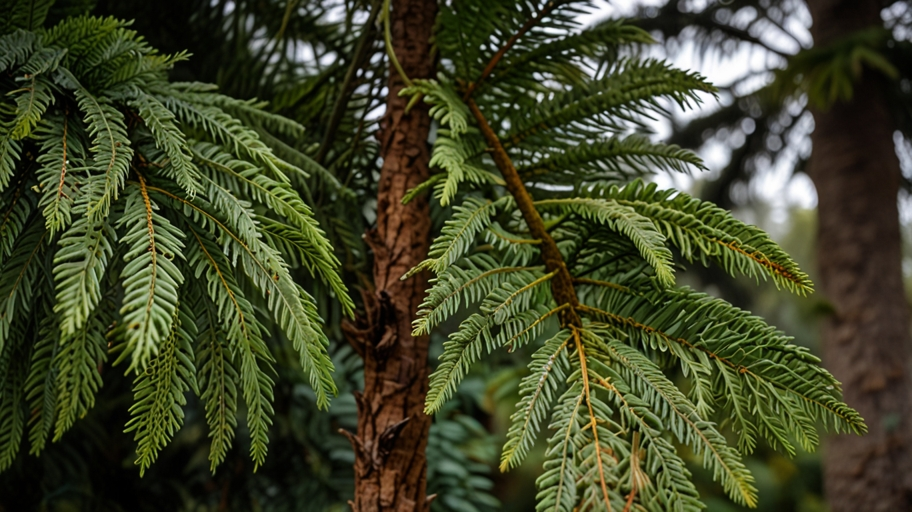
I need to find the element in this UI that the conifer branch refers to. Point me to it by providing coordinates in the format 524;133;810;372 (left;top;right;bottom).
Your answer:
463;0;571;100
403;4;864;509
467;98;580;326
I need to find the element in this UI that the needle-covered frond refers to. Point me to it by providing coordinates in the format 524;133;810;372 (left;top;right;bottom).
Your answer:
414;253;540;336
117;183;186;370
0;322;30;472
23;296;59;457
435;0;581;81
406;3;864;510
186;227;276;468
584;329;757;506
0;8;349;475
60;69;134;223
406;196;513;278
488;20;656;96
0;217;45;356
594;179;814;293
34;114;84;234
518;135;706;185
579;285;866;454
402;78;471;136
424;269;558;413
190;143;353;315
125;300;198;475
535;382;585;512
429;132;500;206
129;91;202;197
506;59;716;148
585;356;706;511
0;114;22;189
0;179;36;263
537;197;676;287
191;284;239;472
501;329;572;471
53;205;115;336
52;309;110;441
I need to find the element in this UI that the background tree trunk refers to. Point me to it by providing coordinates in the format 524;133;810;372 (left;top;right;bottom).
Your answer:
806;1;912;510
345;0;437;510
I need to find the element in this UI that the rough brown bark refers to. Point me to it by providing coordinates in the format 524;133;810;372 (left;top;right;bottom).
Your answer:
806;1;912;510
343;0;437;510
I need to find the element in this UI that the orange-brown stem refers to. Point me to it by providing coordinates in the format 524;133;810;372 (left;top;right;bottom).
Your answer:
467;99;580;327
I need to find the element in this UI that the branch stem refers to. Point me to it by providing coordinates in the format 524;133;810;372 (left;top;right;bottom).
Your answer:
382;0;413;87
467;98;580;326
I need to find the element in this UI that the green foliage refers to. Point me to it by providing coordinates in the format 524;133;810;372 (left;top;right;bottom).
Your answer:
536;197;676;287
117;184;186;370
517;135;707;186
407;196;513;277
594;179;814;294
501;329;572;472
0;4;349;475
0;0;56;33
125;301;198;475
406;1;865;510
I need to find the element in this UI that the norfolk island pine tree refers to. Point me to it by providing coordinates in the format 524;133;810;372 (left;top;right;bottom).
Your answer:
0;1;865;511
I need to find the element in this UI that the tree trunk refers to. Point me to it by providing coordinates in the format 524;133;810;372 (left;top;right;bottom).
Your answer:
806;1;912;510
344;0;437;510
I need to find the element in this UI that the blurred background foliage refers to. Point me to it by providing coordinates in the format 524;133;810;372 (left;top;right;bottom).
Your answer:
2;0;911;510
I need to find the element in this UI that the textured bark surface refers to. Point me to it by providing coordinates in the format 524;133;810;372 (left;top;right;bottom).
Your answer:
806;1;912;510
344;0;437;510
